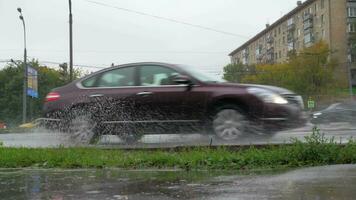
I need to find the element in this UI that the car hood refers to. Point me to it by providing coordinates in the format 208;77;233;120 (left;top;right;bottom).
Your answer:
217;82;295;95
241;84;295;94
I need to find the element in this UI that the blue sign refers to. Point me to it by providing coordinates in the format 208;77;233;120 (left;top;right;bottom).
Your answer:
27;66;38;98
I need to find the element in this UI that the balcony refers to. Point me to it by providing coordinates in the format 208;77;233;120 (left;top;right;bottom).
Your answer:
266;51;275;63
304;20;313;30
256;54;263;60
243;52;249;58
303;13;313;21
267;46;274;52
287;23;296;32
287;33;294;43
266;36;274;44
288;42;295;51
242;49;249;58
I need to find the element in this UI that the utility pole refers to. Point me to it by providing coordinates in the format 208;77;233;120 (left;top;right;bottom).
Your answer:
17;8;27;124
69;0;73;81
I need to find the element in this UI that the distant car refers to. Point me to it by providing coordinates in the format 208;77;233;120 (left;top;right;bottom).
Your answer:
0;121;6;129
311;101;356;125
43;62;306;143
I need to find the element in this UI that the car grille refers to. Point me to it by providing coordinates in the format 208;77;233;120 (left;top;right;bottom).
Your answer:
283;94;304;109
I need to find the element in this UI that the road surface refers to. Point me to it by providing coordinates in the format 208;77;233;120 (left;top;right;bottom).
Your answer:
0;122;355;148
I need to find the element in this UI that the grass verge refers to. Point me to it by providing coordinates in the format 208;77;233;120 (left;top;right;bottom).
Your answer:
0;129;355;170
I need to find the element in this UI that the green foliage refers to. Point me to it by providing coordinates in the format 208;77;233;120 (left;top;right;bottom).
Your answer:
0;130;355;169
0;60;82;127
223;63;255;82
225;42;343;99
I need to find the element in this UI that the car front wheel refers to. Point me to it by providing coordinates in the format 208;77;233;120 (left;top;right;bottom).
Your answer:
212;106;247;140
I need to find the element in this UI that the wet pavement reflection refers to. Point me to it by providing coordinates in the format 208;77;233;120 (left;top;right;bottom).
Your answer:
0;165;355;199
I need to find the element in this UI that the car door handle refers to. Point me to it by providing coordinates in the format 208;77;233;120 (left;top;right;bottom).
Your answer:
136;92;153;96
89;94;104;98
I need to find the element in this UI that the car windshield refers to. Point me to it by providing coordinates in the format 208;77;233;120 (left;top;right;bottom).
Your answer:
179;65;226;83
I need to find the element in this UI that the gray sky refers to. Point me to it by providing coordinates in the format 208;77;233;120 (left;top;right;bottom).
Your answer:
0;0;299;73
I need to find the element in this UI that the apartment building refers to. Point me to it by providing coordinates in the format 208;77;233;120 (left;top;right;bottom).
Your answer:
229;0;356;85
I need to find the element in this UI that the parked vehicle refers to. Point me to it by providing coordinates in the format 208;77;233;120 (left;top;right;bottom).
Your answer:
0;121;6;129
43;62;306;143
311;101;356;125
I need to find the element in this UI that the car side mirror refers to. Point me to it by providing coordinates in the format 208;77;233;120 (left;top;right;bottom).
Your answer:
173;75;192;85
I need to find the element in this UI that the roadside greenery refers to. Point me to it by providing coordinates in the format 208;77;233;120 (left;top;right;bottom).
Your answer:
0;60;82;127
0;130;355;170
223;42;349;102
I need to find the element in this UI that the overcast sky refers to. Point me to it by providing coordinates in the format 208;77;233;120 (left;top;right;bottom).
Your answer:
0;0;300;73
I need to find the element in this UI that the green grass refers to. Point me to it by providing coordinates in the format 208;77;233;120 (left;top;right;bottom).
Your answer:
0;130;355;170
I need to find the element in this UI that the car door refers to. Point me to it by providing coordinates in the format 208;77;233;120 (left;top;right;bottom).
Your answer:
80;66;141;122
134;65;192;122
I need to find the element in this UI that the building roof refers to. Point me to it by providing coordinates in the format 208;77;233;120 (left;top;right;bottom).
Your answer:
228;0;316;56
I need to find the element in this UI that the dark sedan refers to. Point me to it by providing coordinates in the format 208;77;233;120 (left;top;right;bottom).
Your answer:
43;62;306;143
311;101;356;125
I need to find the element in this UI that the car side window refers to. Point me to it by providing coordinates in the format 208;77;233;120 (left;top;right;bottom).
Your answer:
139;65;180;86
81;67;136;88
81;76;97;87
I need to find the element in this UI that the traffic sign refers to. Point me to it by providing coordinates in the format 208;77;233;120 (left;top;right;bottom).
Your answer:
27;65;38;98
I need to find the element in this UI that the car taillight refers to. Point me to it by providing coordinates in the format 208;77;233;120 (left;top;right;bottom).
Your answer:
45;92;60;102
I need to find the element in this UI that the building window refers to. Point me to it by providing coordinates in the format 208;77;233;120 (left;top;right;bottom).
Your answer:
288;42;294;51
304;33;313;44
321;0;325;9
314;32;319;41
297;29;301;36
348;23;356;33
321;14;324;26
351;54;356;63
279;51;281;58
348;7;356;17
287;18;294;26
314;3;318;12
322;29;325;38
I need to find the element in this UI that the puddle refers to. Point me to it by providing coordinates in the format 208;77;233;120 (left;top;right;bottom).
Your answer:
0;165;356;199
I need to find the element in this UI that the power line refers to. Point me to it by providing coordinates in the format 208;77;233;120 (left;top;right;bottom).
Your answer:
2;57;225;72
84;0;250;39
35;60;106;69
23;57;109;69
0;48;229;55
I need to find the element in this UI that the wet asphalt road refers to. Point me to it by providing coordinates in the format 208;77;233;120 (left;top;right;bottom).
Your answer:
0;164;355;199
0;123;356;148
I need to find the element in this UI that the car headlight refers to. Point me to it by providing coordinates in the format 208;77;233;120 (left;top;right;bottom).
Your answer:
247;87;288;104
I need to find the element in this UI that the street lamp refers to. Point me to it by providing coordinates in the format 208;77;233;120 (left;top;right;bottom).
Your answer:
69;0;73;81
17;7;27;124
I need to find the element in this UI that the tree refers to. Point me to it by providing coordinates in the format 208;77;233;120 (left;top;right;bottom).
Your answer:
223;63;255;83
240;41;339;99
0;60;82;127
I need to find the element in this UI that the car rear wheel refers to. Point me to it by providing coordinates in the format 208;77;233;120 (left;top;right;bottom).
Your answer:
118;124;144;144
212;106;247;140
67;110;99;145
